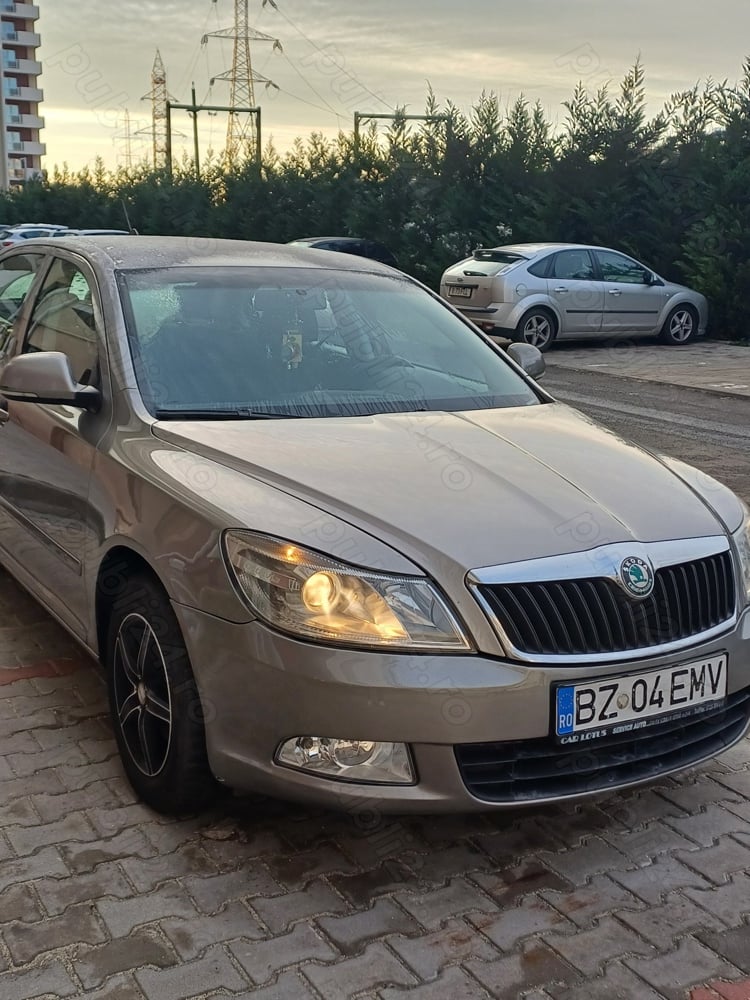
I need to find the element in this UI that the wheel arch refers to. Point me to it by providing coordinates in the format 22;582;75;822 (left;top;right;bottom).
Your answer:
658;300;700;345
94;545;168;663
512;302;560;351
516;300;561;331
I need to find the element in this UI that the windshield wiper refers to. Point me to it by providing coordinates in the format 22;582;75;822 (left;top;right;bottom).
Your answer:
154;407;303;420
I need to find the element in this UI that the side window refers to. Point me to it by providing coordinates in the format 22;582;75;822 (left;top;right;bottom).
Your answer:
0;252;43;362
24;258;99;385
527;255;552;278
595;250;649;284
551;249;595;280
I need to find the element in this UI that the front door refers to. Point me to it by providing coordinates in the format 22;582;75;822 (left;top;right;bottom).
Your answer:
0;253;106;636
595;249;669;335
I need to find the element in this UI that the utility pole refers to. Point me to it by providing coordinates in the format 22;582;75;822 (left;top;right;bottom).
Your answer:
165;96;261;178
202;0;282;162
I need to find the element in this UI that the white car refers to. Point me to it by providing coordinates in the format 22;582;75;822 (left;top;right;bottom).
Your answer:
440;243;709;351
0;223;68;247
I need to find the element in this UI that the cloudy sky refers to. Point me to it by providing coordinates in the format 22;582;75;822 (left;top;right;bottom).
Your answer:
38;0;750;170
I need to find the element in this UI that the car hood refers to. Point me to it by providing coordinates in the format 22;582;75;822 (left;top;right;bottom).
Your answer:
152;402;725;573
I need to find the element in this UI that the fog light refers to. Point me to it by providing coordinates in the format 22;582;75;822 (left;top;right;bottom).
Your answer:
276;736;414;784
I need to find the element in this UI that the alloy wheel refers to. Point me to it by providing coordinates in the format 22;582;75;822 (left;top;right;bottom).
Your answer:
668;309;695;343
113;613;173;776
522;314;553;349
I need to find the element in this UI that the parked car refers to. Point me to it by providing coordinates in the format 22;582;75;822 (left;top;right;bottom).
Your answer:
0;236;747;815
440;243;708;351
288;236;398;268
1;224;68;247
51;229;132;237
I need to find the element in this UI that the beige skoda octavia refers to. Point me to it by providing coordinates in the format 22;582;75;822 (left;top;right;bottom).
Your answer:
0;237;748;814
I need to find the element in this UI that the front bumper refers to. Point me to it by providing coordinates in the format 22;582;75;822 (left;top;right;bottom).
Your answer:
175;604;750;812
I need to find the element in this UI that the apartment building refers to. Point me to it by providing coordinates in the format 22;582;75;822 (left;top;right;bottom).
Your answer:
0;0;44;188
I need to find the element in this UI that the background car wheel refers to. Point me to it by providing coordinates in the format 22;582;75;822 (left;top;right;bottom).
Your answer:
104;573;219;815
513;308;557;352
658;304;698;345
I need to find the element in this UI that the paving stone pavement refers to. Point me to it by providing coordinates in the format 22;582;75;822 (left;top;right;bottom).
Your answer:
546;340;750;397
1;564;750;1000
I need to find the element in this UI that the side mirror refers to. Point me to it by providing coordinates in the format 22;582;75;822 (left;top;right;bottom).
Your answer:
643;271;663;286
507;342;546;380
0;351;101;411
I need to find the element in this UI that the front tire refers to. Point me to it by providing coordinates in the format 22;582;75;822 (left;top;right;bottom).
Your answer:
104;574;218;814
658;304;698;345
513;307;557;352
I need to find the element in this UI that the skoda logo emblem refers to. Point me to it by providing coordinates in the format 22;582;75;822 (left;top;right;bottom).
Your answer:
620;556;654;599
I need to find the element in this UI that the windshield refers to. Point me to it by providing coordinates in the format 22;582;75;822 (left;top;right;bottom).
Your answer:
118;266;540;418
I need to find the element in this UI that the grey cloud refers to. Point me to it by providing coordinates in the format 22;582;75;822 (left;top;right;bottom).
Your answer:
38;0;750;165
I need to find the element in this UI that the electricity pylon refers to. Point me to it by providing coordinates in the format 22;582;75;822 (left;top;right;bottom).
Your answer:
115;110;134;169
203;0;282;162
142;51;169;169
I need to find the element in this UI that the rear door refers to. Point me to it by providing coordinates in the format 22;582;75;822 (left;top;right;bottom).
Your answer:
545;249;604;335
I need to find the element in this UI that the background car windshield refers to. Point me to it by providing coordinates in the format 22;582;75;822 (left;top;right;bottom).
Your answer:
118;267;539;418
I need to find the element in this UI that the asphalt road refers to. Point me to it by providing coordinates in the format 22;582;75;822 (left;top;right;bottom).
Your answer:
545;365;750;503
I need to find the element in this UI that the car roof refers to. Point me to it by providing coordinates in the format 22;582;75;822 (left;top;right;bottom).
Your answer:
479;242;626;258
0;235;399;273
55;228;131;236
292;236;358;243
9;222;66;230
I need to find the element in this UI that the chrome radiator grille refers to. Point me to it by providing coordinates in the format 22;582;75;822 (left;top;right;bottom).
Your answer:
477;550;735;657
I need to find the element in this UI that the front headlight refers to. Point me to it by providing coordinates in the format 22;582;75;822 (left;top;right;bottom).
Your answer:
224;531;471;650
733;508;750;605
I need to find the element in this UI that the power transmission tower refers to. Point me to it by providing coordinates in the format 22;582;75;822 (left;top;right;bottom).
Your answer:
203;1;282;162
115;110;134;169
142;50;169;169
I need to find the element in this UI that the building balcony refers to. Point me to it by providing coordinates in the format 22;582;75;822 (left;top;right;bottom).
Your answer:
2;56;41;74
3;84;43;102
1;29;41;46
7;139;44;155
4;112;44;129
0;2;39;20
7;164;41;182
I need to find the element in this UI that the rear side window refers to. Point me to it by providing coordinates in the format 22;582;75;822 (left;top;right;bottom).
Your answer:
0;252;44;361
527;255;553;278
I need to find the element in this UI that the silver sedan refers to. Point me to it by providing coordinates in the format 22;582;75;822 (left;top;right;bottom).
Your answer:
0;237;746;815
440;242;709;351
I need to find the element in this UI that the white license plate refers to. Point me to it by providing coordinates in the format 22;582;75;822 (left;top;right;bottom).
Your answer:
555;654;727;743
447;285;472;298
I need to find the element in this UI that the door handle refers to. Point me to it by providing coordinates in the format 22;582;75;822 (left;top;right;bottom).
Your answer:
553;286;569;293
607;289;622;296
